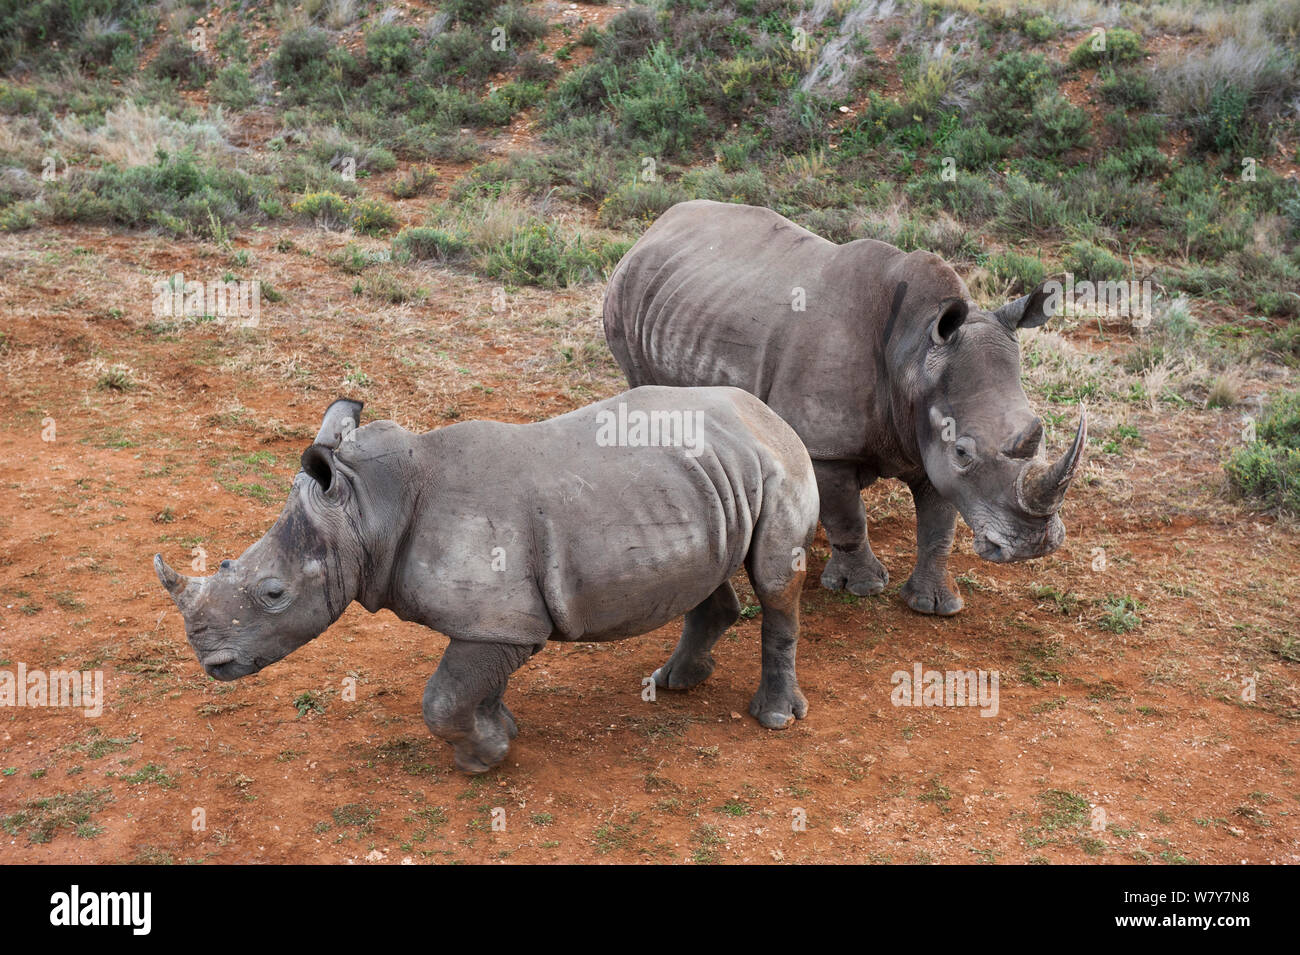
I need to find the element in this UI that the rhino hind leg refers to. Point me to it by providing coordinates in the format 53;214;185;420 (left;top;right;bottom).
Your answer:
814;461;889;596
900;479;963;617
744;519;812;731
654;582;742;691
422;640;533;774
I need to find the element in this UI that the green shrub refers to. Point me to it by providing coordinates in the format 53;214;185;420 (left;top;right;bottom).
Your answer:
980;51;1054;135
0;200;38;231
599;6;663;65
517;50;559;85
0;0;154;71
1225;390;1300;512
680;167;771;206
608;42;708;158
366;24;419;74
1096;595;1142;633
1063;241;1126;282
1021;15;1056;42
351;198;398;236
1097;67;1157;108
48;148;268;238
1225;443;1300;512
393;226;466;262
987;250;1047;291
273;27;333;91
995;173;1066;236
389;165;439;199
150;36;210;87
481;222;630;287
1157;39;1297;156
598;179;689;226
292;191;351;229
212;64;259;109
424;27;512;86
495;4;550;46
0;83;43;115
947;124;1013;168
1029;93;1092;155
447;0;499;23
1069;27;1143;69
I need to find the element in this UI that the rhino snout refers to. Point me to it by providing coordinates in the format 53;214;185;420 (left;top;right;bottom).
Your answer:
201;649;239;669
973;516;1063;563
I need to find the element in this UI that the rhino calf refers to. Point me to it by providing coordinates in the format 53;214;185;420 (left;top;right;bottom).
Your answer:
155;387;819;773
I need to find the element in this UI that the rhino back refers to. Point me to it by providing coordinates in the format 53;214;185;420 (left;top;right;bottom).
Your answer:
396;385;814;644
605;200;958;465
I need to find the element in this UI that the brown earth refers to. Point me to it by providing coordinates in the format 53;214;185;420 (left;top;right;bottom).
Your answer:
0;216;1296;865
1;3;1297;865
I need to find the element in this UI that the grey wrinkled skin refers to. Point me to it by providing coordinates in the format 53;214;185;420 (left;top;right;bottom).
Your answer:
604;200;1086;617
155;386;819;773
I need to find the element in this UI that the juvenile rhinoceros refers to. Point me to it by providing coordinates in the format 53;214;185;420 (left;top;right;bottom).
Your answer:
154;387;819;772
604;200;1086;616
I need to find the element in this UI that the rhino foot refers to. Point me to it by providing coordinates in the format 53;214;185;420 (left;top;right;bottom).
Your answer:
820;547;888;596
496;700;519;740
653;653;716;691
901;577;964;616
749;682;808;730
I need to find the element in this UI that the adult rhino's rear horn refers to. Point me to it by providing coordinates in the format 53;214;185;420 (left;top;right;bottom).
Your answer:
154;553;198;612
1015;407;1087;516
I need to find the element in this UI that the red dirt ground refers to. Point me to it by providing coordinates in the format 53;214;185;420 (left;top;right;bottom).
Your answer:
0;217;1296;865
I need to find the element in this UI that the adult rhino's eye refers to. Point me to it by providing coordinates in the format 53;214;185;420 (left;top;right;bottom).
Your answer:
953;439;976;471
257;578;290;610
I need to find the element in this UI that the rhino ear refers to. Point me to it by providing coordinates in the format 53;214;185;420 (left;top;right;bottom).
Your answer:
995;280;1058;330
929;298;969;345
301;444;338;494
313;398;363;449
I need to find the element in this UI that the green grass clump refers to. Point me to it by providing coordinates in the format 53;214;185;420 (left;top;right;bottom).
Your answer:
47;148;269;239
482;222;630;288
212;64;259;109
1097;67;1157;109
1069;28;1144;69
149;36;209;87
292;190;350;228
393;226;466;262
1097;595;1143;634
980;51;1055;135
987;250;1047;291
2;788;112;844
350;198;398;236
598;179;689;227
1225;389;1300;513
1063;241;1127;283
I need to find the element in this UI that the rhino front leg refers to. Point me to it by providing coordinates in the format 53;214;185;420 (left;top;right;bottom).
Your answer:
901;479;963;616
422;639;534;774
654;582;741;690
814;460;888;596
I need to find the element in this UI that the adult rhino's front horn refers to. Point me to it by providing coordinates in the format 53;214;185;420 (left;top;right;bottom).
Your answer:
1014;407;1088;517
154;553;202;613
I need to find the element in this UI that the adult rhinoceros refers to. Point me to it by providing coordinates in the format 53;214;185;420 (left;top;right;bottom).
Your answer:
155;388;819;773
603;200;1086;616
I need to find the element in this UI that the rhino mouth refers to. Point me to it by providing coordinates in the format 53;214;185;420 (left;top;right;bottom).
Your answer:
198;649;256;681
973;516;1064;563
